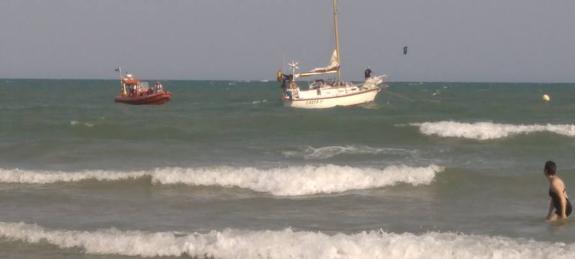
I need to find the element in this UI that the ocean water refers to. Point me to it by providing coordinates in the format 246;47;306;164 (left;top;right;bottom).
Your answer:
1;79;575;258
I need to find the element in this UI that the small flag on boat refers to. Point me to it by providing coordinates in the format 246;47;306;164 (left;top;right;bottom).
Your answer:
114;66;121;72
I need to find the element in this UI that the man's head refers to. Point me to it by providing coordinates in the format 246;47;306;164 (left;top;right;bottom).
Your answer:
544;160;557;176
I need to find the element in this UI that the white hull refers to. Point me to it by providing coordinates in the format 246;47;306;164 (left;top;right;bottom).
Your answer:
282;76;384;109
284;88;380;109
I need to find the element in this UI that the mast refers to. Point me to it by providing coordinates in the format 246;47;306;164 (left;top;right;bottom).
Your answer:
332;0;342;82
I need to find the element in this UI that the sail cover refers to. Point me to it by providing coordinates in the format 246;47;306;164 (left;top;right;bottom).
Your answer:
295;49;340;78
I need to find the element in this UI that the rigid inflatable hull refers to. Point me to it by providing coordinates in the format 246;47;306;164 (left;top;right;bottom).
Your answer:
114;92;172;105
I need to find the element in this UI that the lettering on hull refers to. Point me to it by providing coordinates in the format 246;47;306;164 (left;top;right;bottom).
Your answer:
306;100;322;105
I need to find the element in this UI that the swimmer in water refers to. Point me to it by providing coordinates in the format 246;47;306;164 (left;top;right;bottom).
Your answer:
544;161;572;221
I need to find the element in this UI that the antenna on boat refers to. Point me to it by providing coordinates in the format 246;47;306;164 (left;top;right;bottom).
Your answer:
115;66;122;78
288;61;299;81
115;66;126;95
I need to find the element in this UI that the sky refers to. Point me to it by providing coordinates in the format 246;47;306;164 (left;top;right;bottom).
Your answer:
0;0;574;82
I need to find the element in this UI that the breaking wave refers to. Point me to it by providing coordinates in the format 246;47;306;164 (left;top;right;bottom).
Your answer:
411;121;575;140
70;120;95;128
0;165;442;196
282;145;415;160
0;222;573;258
251;99;268;105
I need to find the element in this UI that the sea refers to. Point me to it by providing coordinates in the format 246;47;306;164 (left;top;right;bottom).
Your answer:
1;79;575;258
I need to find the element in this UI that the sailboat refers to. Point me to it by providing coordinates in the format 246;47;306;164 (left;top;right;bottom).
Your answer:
276;0;386;109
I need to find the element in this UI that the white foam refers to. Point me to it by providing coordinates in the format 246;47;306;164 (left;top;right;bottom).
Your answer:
0;222;573;259
283;145;414;160
0;168;148;184
411;121;575;140
251;99;268;105
70;120;95;128
152;165;442;196
0;165;442;196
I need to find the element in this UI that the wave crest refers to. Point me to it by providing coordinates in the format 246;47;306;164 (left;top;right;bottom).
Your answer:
411;121;575;140
0;222;573;258
70;120;95;127
0;165;442;196
282;145;414;160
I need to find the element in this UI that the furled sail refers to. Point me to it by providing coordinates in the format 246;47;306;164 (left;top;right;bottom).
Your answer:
295;49;340;78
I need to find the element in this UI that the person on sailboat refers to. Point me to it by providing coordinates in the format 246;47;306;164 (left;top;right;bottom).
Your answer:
279;73;287;90
364;68;372;79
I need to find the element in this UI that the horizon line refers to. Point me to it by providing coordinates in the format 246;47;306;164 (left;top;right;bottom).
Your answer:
1;77;574;84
